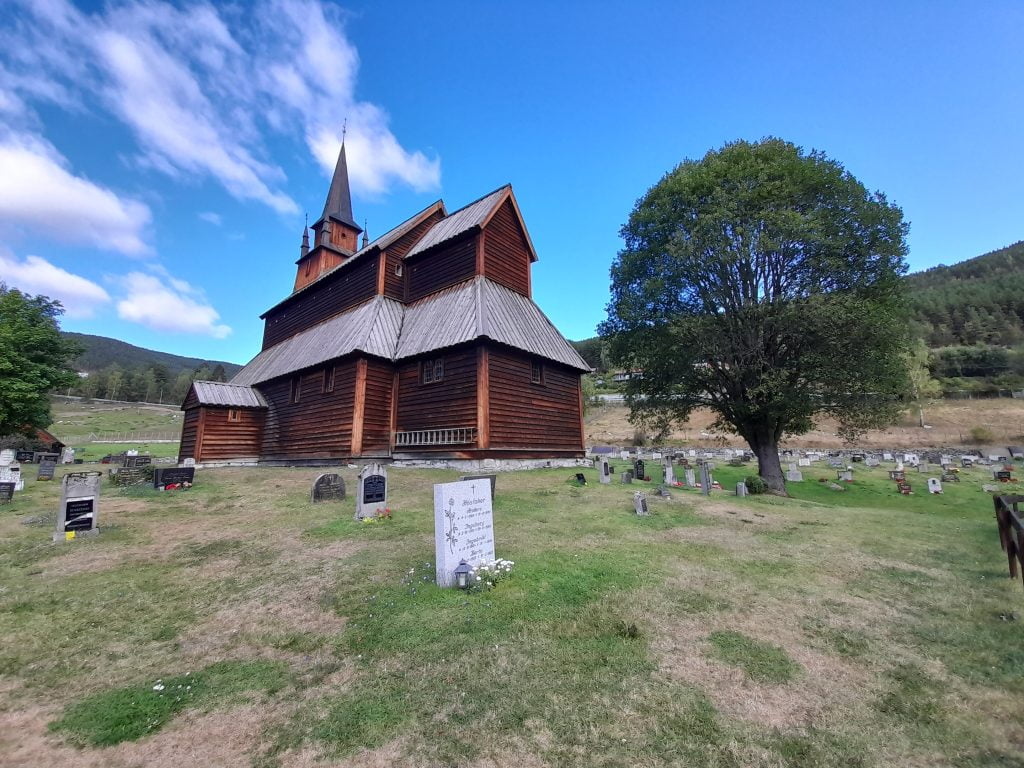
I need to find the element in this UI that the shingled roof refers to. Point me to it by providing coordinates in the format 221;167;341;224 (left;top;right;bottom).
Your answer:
188;381;269;408
232;277;589;386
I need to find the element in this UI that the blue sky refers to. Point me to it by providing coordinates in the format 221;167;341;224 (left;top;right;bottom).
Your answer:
1;0;1021;366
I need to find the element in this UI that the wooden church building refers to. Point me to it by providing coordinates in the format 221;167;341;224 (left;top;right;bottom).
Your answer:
179;142;589;466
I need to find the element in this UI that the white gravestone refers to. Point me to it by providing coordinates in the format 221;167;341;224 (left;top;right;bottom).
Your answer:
55;471;101;541
354;462;388;520
0;449;14;465
883;452;894;462
787;469;803;482
798;458;811;467
61;447;75;464
620;450;630;461
663;461;675;485
652;452;662;460
736;482;748;497
0;463;23;491
928;477;943;494
598;456;611;484
684;468;696;487
434;479;495;587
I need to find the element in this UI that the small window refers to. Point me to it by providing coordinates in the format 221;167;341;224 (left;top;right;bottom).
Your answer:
324;365;335;393
531;360;544;384
421;357;444;385
290;376;301;404
227;409;241;422
304;258;313;277
395;262;403;277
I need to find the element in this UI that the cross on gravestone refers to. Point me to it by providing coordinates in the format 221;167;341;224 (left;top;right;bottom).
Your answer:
684;468;696;487
663;460;675;485
736;481;748;497
620;471;633;484
354;463;388;520
460;474;497;500
633;491;649;516
927;477;943;494
0;482;14;503
434;479;495;587
153;466;195;490
37;460;56;481
598;456;611;484
54;471;102;541
311;473;346;503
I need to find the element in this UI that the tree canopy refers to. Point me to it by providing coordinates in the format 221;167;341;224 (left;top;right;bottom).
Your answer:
601;138;911;492
0;285;82;436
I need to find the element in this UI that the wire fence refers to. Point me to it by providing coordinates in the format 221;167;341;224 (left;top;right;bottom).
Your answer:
58;431;182;445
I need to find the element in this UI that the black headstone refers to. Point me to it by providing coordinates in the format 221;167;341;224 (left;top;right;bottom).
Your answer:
362;474;386;504
0;482;14;503
37;460;56;481
311;473;346;502
153;466;195;490
996;470;1012;482
15;450;33;463
574;472;587;485
634;459;645;480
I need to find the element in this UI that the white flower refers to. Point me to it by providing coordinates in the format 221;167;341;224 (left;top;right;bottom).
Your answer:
152;683;165;691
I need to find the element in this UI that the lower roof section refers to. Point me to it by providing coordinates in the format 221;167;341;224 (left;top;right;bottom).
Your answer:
187;380;269;408
230;277;590;387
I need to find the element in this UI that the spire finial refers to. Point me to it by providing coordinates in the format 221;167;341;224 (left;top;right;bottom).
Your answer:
361;218;369;249
300;212;310;257
341;118;347;145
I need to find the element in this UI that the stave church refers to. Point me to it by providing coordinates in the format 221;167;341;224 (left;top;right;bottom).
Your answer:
178;141;589;467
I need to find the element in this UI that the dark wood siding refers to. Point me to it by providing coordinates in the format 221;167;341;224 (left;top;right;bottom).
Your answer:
383;210;445;301
482;199;531;296
396;347;477;433
178;409;199;462
406;235;477;302
488;346;582;449
258;362;357;460
197;407;265;460
361;358;394;452
262;256;378;349
182;389;200;410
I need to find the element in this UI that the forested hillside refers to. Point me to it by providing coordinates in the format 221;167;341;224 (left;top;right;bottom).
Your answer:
61;332;242;405
907;240;1024;347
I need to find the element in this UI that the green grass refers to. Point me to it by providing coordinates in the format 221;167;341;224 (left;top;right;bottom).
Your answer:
49;659;288;746
707;630;801;683
2;462;1023;765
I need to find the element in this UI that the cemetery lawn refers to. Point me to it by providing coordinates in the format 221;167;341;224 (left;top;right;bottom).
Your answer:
1;463;1022;767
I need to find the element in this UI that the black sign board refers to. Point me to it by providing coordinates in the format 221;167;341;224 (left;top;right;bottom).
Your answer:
15;450;33;463
64;498;94;531
634;460;645;480
996;470;1013;482
37;460;56;481
460;474;496;500
153;466;195;490
311;473;346;502
0;482;14;503
124;455;153;468
362;474;386;504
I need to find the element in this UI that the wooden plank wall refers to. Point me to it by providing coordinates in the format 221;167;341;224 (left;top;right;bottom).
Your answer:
178;409;199;461
396;347;477;433
262;257;378;349
259;362;357;460
361;358;394;452
382;211;445;301
483;199;531;296
406;235;478;302
488;346;582;449
196;408;265;460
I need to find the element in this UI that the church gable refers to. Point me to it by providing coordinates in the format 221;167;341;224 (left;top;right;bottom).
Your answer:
482;196;535;296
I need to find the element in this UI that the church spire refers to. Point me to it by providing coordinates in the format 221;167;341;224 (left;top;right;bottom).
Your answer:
300;213;309;257
319;126;361;232
361;219;369;249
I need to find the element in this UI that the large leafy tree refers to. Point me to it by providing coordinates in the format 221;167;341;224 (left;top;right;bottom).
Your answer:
0;285;82;436
601;139;910;493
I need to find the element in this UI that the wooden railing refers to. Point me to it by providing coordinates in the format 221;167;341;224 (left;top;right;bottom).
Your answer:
394;427;478;448
994;494;1024;588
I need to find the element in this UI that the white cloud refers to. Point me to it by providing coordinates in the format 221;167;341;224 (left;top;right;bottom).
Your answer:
198;211;222;226
0;134;151;255
1;0;440;215
116;271;232;338
0;250;111;318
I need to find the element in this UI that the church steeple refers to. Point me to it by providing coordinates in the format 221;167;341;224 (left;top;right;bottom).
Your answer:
319;139;361;232
299;214;309;258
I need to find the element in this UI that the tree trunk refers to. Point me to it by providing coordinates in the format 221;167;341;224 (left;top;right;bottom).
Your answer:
747;431;787;495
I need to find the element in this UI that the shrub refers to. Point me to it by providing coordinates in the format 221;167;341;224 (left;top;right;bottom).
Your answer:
632;429;648;446
744;475;767;494
970;426;995;443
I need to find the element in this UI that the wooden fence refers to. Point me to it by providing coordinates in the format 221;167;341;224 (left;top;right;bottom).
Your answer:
994;494;1024;588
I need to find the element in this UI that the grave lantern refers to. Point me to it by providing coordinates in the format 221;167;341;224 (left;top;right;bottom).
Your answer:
454;560;473;590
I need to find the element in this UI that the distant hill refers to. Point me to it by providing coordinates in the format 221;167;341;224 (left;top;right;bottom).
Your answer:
64;332;242;378
907;240;1024;347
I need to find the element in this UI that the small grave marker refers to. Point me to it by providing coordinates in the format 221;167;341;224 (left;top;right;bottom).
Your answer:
633;459;645;482
663;460;675;485
787;469;803;482
0;482;14;503
153;466;195;490
736;482;748;497
882;452;894;462
311;473;346;503
865;457;880;467
700;463;712;495
927;477;942;494
889;470;906;482
798;458;811;467
961;457;974;468
684;468;696;487
598;456;611;484
620;471;633;484
838;470;853;482
37;460;56;481
941;471;959;483
434;479;495;587
574;472;587;485
54;471;101;541
897;481;912;495
355;463;388;520
633;491;649;516
15;450;33;463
